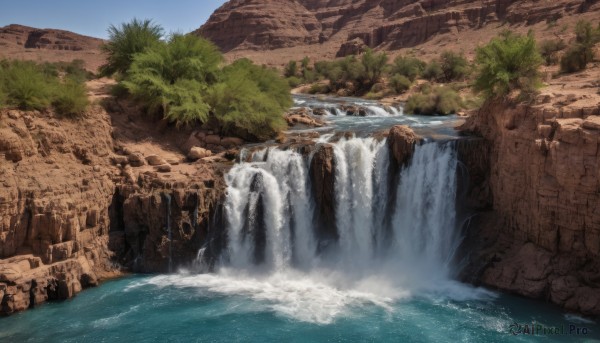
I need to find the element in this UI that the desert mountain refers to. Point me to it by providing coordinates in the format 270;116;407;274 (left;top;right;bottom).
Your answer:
197;0;600;63
0;24;105;71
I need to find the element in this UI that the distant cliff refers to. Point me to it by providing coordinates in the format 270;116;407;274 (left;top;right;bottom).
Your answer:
196;0;600;57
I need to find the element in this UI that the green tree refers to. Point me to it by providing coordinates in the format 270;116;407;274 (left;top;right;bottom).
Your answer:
474;31;543;99
99;18;164;76
539;39;566;65
359;48;388;90
405;86;463;115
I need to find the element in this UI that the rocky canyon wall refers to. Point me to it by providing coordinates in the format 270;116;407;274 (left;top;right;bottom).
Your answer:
460;99;600;315
0;105;226;315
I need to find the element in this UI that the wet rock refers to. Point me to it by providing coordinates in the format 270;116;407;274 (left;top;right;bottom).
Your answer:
310;144;337;245
387;125;421;167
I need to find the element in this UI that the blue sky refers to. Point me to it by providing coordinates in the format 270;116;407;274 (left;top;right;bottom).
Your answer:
0;0;228;38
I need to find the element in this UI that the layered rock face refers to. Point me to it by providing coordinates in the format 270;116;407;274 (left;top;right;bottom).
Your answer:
0;99;230;315
460;100;600;315
195;0;322;51
0;107;119;314
198;0;599;54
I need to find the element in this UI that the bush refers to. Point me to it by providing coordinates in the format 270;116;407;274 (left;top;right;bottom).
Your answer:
560;21;599;73
99;18;164;76
121;34;223;125
284;60;298;78
405;86;462;115
474;31;543;99
560;45;590;73
391;56;426;81
286;76;302;88
52;79;89;117
422;61;444;81
0;60;52;110
207;59;290;140
308;83;330;94
539;39;566;65
389;74;412;94
440;51;469;81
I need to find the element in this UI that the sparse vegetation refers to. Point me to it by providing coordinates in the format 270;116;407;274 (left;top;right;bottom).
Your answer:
539;39;566;65
405;86;463;115
284;60;298;78
474;31;543;100
0;60;89;116
560;20;600;73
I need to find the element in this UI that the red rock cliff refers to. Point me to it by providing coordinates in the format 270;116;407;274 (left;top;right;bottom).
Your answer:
460;98;600;315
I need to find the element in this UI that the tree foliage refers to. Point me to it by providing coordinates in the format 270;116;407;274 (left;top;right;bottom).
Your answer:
539;39;566;65
100;18;164;76
474;31;543;99
389;74;412;94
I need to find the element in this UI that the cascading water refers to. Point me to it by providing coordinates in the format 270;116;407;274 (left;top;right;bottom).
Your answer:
222;138;459;277
162;136;479;324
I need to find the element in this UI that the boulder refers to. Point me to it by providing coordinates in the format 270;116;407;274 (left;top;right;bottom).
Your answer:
188;147;213;160
387;125;421;166
145;155;167;166
127;153;146;167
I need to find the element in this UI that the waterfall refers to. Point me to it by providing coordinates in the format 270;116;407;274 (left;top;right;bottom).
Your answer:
219;137;459;280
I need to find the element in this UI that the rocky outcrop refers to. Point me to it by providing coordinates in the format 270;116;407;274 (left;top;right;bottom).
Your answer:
0;24;103;52
198;0;600;54
387;125;420;167
310;144;337;246
0;107;120;315
460;99;600;316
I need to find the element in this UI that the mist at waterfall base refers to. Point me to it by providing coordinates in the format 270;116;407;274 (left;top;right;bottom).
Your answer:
3;138;599;342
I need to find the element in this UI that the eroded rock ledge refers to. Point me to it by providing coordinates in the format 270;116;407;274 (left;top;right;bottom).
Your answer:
459;99;600;316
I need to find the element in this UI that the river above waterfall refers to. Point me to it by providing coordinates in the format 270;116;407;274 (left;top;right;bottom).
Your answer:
291;94;465;139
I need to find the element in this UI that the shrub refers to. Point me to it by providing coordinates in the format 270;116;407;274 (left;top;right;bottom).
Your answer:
391;56;426;81
440;51;469;81
207;59;290;140
121;34;222;125
284;60;298;78
474;31;543;99
99;18;164;76
389;74;412;94
0;60;89;116
560;20;599;73
286;76;302;88
539;39;566;65
52;79;89;117
0;60;53;110
308;83;330;94
405;86;462;115
422;61;444;81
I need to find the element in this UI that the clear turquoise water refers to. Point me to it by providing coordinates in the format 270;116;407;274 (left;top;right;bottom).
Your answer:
1;274;598;343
